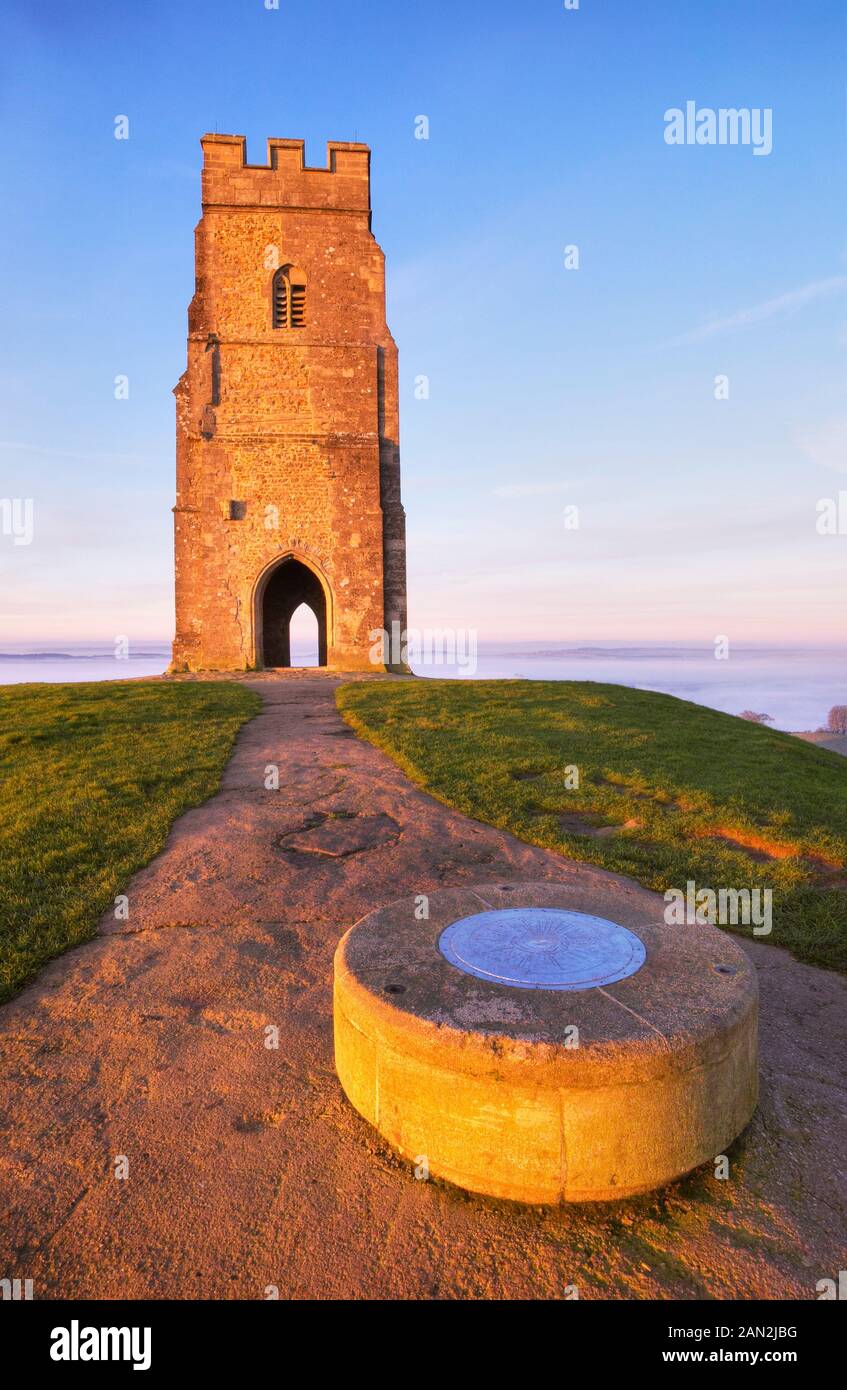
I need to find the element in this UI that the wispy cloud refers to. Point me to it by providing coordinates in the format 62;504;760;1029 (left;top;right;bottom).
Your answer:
0;441;153;463
796;418;847;474
668;275;847;346
493;481;582;498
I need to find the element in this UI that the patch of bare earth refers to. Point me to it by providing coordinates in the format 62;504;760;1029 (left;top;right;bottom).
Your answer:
0;677;844;1299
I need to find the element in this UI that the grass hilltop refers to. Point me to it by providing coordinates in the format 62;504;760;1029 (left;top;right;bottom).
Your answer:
338;679;847;973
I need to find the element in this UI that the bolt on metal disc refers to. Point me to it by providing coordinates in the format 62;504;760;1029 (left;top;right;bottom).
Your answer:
438;907;646;991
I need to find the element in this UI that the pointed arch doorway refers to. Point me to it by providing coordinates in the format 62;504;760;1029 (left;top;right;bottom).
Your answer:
258;556;328;668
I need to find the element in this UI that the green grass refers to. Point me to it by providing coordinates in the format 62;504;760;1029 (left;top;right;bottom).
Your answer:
337;680;847;972
0;681;260;1001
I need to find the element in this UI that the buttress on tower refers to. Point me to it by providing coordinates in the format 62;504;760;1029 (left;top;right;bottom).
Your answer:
172;135;407;671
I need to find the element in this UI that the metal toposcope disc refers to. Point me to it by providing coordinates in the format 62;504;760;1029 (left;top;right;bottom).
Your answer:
438;907;646;991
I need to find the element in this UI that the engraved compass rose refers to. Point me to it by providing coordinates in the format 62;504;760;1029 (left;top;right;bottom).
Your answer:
438;908;646;991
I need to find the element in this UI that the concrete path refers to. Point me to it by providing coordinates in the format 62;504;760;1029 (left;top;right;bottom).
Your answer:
1;677;845;1299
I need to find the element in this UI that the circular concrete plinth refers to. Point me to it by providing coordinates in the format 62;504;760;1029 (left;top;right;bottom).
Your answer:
333;882;758;1203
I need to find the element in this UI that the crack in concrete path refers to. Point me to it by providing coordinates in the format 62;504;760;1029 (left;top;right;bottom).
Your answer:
0;675;845;1300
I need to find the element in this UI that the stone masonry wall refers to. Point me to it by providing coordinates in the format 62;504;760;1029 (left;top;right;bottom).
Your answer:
172;135;407;671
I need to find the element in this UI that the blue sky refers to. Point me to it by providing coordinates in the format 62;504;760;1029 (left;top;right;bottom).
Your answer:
0;0;845;645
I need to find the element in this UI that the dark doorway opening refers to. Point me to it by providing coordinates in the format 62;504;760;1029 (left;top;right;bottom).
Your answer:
260;558;328;667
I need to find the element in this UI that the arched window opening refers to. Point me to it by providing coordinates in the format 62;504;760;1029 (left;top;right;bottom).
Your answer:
289;276;306;327
271;265;307;329
272;269;288;328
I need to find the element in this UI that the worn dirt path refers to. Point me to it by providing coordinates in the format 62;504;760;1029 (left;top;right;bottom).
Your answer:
1;677;845;1299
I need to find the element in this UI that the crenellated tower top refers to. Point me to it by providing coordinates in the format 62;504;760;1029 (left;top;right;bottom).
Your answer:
200;134;371;213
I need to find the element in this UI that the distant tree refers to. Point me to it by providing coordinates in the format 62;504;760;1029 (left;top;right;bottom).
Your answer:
738;711;774;724
827;705;847;735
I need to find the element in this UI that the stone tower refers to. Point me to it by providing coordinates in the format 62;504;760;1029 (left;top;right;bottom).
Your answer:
171;134;407;671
